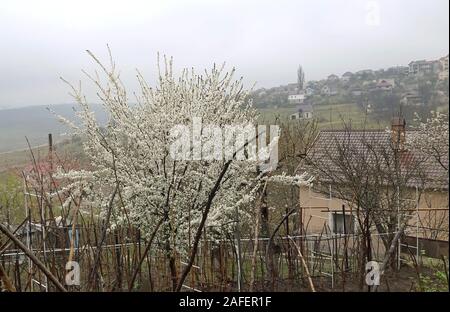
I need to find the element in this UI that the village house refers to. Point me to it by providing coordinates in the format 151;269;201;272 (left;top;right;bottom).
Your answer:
296;118;448;257
375;79;395;91
288;92;305;104
401;92;424;106
439;55;449;80
290;103;313;120
408;59;440;76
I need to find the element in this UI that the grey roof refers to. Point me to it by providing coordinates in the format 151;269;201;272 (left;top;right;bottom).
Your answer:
298;130;448;190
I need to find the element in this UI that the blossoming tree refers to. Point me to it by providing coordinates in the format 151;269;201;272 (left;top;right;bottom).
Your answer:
409;111;449;172
54;50;285;290
55;48;316;291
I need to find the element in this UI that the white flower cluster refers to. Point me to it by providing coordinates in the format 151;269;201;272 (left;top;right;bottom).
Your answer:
56;55;264;254
268;172;314;186
408;111;449;172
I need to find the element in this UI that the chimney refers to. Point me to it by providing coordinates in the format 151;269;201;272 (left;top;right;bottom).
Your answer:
391;117;406;149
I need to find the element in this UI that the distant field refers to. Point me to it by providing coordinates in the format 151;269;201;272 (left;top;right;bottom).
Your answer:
0;103;106;153
257;106;297;122
0;102;388;172
0;145;49;172
313;103;388;129
257;102;389;129
0;139;84;172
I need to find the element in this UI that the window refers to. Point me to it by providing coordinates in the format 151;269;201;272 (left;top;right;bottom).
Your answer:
329;212;355;234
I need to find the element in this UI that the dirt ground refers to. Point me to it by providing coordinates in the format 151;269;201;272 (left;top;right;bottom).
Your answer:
184;262;448;293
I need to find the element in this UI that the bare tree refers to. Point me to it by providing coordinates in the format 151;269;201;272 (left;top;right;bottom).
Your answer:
301;119;428;278
251;117;317;290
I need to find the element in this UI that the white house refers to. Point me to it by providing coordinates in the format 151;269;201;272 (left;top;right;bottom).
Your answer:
408;60;440;76
439;55;449;80
288;93;306;104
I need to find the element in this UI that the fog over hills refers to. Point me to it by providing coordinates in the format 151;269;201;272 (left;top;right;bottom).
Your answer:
0;103;106;153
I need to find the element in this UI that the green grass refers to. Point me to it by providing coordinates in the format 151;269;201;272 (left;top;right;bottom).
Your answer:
314;103;388;129
257;103;389;130
257;106;298;123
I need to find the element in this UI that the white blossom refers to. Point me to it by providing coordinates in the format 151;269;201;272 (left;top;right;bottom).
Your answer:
408;111;449;172
56;54;261;255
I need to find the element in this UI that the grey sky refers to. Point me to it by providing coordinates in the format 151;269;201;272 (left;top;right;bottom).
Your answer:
0;0;448;108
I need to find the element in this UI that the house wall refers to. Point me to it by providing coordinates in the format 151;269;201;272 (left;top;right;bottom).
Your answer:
288;94;305;104
298;185;449;241
439;56;449;80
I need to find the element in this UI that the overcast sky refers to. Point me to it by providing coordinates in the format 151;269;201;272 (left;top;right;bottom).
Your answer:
0;0;448;108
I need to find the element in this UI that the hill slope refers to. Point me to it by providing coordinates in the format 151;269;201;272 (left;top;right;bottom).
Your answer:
0;104;105;153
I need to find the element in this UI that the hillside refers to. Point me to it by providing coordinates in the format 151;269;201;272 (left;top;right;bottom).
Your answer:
0;103;106;153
